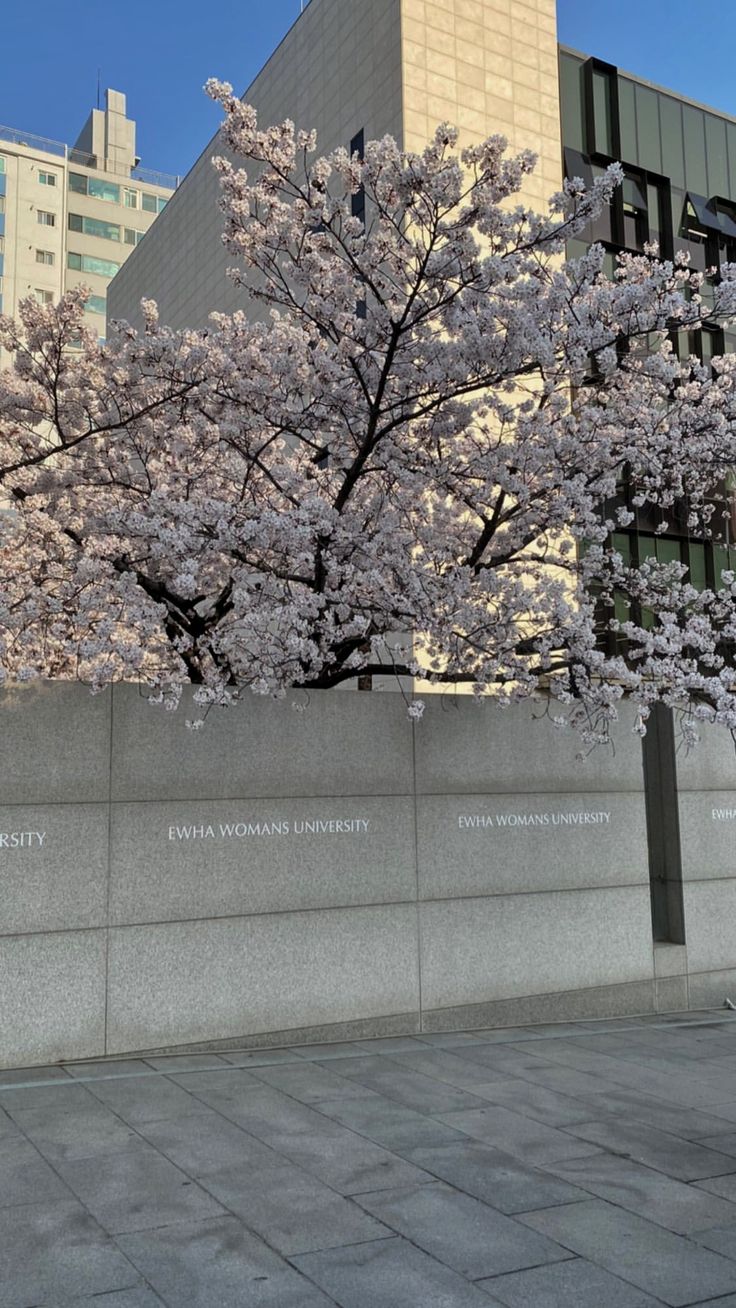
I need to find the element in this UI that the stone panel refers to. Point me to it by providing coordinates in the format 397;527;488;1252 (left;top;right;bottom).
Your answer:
683;880;736;974
421;978;657;1032
414;698;645;795
687;966;736;1010
417;792;647;900
419;886;654;1011
676;720;736;791
680;792;736;881
110;796;416;924
0;683;110;805
106;905;419;1054
0;930;106;1068
0;805;109;935
110;685;414;802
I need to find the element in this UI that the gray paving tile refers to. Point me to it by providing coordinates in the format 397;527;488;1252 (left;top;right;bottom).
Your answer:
678;1299;736;1308
135;1108;278;1176
0;1198;140;1307
318;1057;494;1114
355;1180;573;1279
64;1059;152;1080
185;1081;352;1144
313;1095;470;1153
144;1053;229;1071
50;1292;164;1308
562;1085;736;1140
692;1225;736;1263
0;1064;74;1086
199;1157;391;1254
695;1132;736;1157
520;1198;736;1306
415;1031;488;1047
564;1116;736;1181
168;1066;265;1095
56;1143;226;1234
695;1100;736;1126
357;1036;436;1054
0;1105;19;1139
375;1048;523;1091
117;1215;335;1307
459;1076;600;1127
454;1044;572;1080
478;1256;665;1306
0;1080;101;1115
0;1133;72;1207
435;1103;601;1166
218;1048;302;1067
84;1073;203;1123
551;1151;736;1234
695;1172;736;1202
245;1120;434;1196
251;1059;379;1103
291;1041;376;1060
291;1235;502;1306
13;1102;141;1162
403;1140;592;1214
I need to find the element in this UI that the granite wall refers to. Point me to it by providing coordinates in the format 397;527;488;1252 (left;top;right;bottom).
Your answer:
0;682;727;1069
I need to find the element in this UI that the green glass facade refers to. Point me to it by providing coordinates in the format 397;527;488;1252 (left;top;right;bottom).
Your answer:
559;49;736;602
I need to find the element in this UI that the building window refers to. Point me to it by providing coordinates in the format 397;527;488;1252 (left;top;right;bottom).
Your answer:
141;192;157;213
36;249;55;265
69;174;121;203
0;197;5;215
34;289;54;304
37;210;55;226
0;156;5;174
84;294;106;315
38;171;57;187
349;129;366;227
68;213;120;242
124;188;138;208
123;227;145;246
88;177;120;204
67;251;120;278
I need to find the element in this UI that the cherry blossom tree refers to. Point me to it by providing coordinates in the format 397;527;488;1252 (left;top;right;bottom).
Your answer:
2;79;736;738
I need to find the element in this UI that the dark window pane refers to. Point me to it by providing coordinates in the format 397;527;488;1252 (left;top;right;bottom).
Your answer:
559;52;586;153
689;543;706;590
142;192;157;212
705;114;729;198
660;96;685;188
682;105;707;195
68;213;83;232
67;251;81;270
635;84;661;173
592;68;613;154
656;537;682;566
68;172;87;194
618;77;637;162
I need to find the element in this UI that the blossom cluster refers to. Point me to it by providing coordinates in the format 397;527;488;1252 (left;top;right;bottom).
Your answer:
1;81;736;737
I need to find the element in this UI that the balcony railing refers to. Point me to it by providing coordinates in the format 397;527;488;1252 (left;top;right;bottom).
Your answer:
0;125;180;190
0;124;66;158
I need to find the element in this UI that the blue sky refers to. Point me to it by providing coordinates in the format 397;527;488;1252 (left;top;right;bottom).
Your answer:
1;1;734;180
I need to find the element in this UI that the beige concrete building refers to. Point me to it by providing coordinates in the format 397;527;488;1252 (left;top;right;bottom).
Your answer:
108;0;561;330
0;89;178;337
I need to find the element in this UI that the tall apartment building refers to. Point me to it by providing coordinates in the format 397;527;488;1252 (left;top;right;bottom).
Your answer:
109;0;561;329
0;88;178;337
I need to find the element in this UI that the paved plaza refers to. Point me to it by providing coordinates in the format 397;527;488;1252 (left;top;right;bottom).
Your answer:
3;1014;736;1305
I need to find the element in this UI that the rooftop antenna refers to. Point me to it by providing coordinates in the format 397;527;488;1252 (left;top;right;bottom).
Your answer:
96;69;101;109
